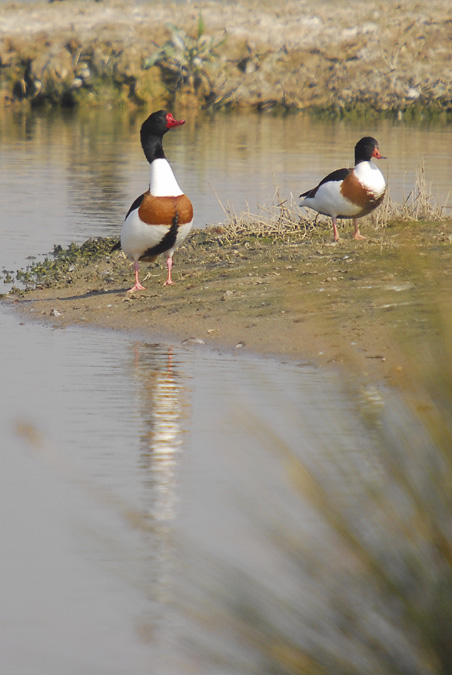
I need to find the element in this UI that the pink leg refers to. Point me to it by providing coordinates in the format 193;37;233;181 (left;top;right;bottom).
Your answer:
332;217;340;242
353;218;366;240
164;256;174;285
127;261;146;293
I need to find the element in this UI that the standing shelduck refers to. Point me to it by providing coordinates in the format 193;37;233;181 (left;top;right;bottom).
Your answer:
299;137;386;242
117;110;193;292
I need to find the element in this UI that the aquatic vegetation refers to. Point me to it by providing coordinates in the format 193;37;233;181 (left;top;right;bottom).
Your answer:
8;238;117;289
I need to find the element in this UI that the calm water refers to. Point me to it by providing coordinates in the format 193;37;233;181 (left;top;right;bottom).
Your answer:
0;108;450;672
0;306;371;673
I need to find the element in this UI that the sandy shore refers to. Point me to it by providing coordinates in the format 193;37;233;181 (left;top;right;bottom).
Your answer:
6;218;452;389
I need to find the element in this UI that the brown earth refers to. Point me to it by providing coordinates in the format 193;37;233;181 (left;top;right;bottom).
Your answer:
6;219;452;390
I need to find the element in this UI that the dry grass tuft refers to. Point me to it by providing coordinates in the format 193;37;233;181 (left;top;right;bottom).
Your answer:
220;165;450;242
216;189;312;243
387;163;449;223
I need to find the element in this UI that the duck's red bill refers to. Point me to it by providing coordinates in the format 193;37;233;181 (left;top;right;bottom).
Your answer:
166;113;185;128
372;148;386;159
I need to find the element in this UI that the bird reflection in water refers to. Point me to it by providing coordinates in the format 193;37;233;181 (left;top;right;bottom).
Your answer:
131;343;189;523
128;342;190;646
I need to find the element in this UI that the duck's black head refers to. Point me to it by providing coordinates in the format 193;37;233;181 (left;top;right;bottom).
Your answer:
140;110;185;163
354;137;386;164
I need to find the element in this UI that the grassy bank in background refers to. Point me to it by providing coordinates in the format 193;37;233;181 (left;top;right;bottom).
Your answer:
0;0;451;116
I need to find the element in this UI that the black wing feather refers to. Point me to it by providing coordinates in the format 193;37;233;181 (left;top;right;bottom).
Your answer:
124;193;145;221
300;167;350;199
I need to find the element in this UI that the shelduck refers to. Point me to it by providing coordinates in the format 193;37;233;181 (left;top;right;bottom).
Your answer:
299;137;386;242
115;110;193;292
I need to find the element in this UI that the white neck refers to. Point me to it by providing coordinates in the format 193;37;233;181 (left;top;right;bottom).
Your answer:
149;158;183;197
355;160;386;193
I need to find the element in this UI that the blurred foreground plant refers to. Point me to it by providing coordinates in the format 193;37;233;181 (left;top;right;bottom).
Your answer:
178;299;452;674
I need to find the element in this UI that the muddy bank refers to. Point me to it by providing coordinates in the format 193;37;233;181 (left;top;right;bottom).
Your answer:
0;0;451;115
5;218;452;388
